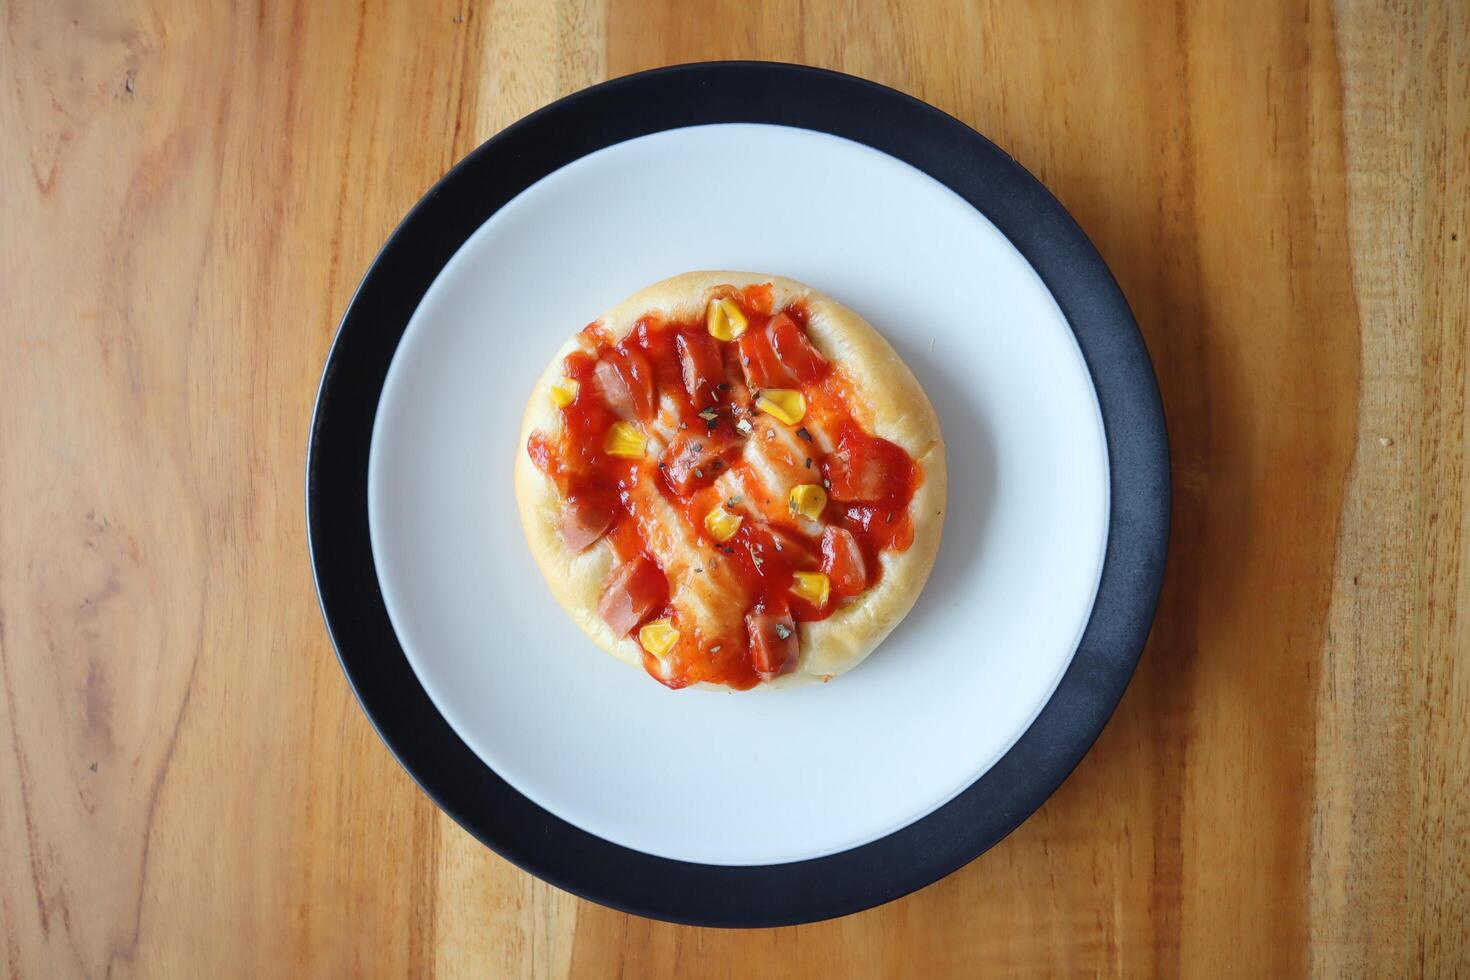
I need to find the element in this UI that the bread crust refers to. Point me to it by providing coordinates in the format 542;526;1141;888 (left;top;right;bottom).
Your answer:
514;272;946;687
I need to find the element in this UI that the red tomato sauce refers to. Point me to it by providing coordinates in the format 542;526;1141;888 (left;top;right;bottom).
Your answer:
528;287;921;689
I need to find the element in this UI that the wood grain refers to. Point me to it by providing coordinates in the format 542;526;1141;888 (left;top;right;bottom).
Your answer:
1;0;1466;975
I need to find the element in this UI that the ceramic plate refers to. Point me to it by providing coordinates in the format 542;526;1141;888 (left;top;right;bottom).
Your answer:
308;62;1168;926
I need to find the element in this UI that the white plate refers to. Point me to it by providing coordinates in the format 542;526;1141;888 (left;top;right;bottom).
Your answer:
367;122;1109;866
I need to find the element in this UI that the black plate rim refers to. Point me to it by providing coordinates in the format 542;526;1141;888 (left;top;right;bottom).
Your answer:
307;60;1170;928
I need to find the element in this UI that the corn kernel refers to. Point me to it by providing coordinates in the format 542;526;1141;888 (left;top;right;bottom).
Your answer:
549;376;579;408
756;388;806;426
704;505;743;542
706;297;749;341
791;571;830;608
638;618;680;658
603;420;647;459
788;484;828;521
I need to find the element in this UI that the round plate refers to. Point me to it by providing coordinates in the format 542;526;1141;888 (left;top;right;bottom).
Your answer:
376;123;1113;867
309;62;1168;926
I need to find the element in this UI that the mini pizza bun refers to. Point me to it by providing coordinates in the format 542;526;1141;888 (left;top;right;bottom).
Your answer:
514;272;946;688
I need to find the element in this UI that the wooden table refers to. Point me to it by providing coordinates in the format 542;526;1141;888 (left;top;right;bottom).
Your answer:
3;1;1467;975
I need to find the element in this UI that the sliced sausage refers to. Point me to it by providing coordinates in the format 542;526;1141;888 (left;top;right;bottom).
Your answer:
736;321;792;389
767;312;825;383
820;525;868;597
560;492;614;552
597;555;667;637
676;331;725;407
594;349;656;420
660;426;737;495
746;599;799;680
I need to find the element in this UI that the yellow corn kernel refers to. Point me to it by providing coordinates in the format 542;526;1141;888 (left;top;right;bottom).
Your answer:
638;618;680;659
603;420;647;459
756;388;806;426
703;505;743;543
549;376;579;408
706;297;749;341
790;571;831;608
788;484;828;521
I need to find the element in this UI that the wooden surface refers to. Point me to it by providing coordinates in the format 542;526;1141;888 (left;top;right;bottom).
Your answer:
2;0;1467;975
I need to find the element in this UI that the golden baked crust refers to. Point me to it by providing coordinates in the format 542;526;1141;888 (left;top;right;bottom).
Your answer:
515;271;946;688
